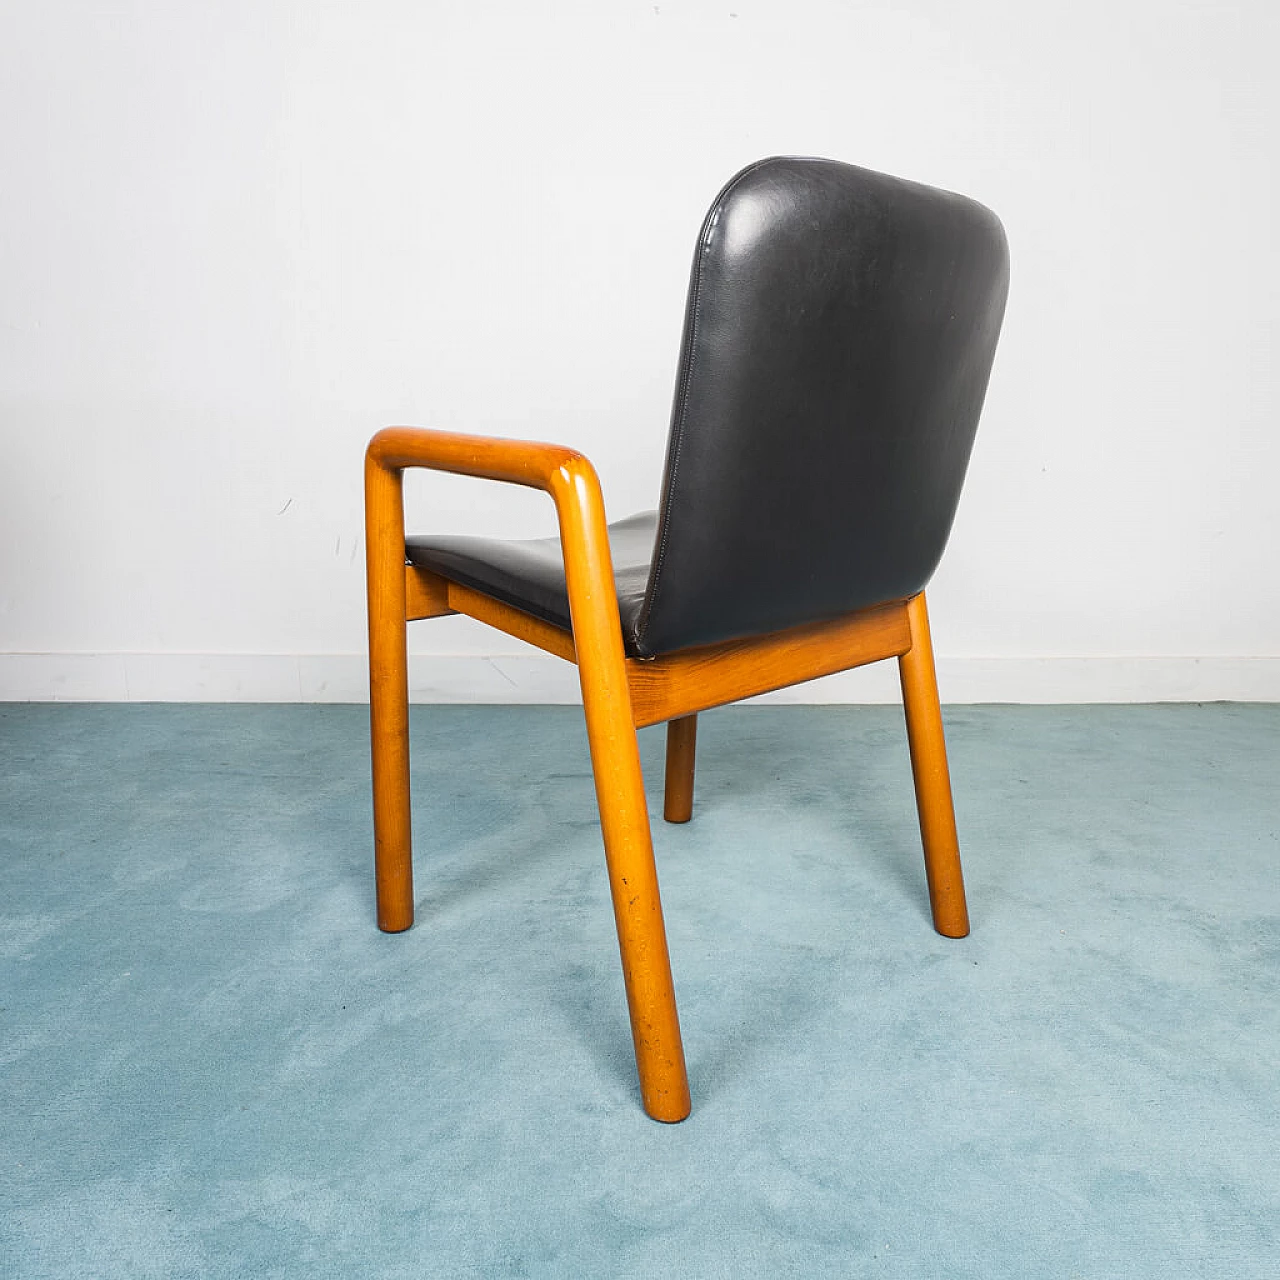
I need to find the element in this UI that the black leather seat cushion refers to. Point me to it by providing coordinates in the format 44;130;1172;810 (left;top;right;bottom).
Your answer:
405;513;658;654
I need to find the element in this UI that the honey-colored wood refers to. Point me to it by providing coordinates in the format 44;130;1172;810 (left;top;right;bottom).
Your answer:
365;452;415;933
369;424;586;490
404;565;455;620
366;425;972;1120
663;715;697;823
552;455;690;1122
445;581;577;664
405;564;576;661
365;423;588;933
897;592;970;938
626;600;912;730
365;426;689;1123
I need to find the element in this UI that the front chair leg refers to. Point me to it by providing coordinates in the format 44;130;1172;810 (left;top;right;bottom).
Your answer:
556;459;690;1121
663;715;698;823
365;452;415;933
897;592;970;939
576;641;691;1121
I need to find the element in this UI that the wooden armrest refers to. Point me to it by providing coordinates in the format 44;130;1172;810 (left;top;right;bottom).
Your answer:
364;426;620;659
366;425;586;495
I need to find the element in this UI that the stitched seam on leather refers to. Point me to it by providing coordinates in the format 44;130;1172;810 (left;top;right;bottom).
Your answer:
636;157;783;654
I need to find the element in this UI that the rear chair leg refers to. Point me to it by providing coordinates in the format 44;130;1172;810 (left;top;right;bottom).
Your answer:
365;453;415;933
663;715;698;823
897;592;970;938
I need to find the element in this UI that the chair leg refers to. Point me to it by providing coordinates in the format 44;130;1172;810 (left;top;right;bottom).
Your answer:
897;592;970;939
574;642;690;1121
365;454;414;933
663;715;697;823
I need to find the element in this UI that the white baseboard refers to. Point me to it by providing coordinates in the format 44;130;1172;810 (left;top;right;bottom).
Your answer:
1;652;1278;703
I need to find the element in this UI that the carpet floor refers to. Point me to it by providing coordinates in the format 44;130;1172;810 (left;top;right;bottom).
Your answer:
1;702;1277;1277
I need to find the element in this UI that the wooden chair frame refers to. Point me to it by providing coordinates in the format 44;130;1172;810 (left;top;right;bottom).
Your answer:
365;425;970;1123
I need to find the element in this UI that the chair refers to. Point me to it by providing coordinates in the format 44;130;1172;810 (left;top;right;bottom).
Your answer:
364;156;1009;1122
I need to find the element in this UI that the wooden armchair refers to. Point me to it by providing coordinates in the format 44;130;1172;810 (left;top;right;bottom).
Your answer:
364;157;1009;1122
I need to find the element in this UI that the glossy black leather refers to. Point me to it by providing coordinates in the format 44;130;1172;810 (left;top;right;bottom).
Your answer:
406;157;1008;658
406;512;657;638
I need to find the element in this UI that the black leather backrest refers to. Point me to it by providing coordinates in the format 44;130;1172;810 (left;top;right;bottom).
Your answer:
628;157;1009;658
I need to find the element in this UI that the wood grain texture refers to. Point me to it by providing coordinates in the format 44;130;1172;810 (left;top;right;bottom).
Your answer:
626;600;912;729
663;716;697;824
404;565;454;620
553;457;690;1122
364;423;586;936
405;566;575;660
366;426;970;1119
365;453;415;933
365;425;689;1122
367;425;584;490
445;582;577;664
898;592;970;938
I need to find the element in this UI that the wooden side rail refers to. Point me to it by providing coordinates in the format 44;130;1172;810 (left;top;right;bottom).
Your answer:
406;566;577;663
406;559;915;733
626;600;912;728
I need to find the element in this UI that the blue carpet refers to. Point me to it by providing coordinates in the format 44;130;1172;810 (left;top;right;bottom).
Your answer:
1;703;1277;1277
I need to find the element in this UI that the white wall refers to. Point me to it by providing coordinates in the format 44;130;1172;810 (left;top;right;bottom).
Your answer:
2;0;1277;702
